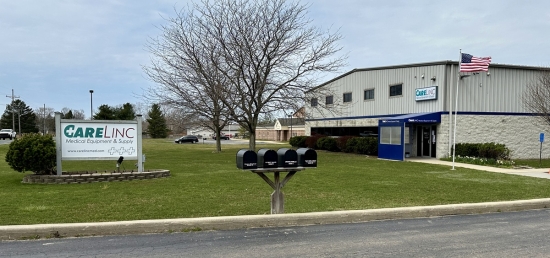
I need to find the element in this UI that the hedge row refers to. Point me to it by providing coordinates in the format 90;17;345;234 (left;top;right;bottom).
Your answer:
290;135;378;155
453;142;511;160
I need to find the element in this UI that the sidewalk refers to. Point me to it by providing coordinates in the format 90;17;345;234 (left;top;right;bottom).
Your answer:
406;157;550;179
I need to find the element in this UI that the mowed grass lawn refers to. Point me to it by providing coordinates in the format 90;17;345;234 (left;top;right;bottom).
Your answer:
2;138;550;226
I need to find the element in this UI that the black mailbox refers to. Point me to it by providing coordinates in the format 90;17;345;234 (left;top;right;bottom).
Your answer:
236;149;257;169
297;148;317;167
277;148;298;167
257;149;278;168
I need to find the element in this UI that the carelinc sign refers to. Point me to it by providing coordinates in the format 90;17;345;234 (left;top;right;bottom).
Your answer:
61;122;138;159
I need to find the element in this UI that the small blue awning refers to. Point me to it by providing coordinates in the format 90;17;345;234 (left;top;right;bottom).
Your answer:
379;112;441;125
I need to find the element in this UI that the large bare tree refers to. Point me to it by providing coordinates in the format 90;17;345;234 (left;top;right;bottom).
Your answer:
523;71;550;127
146;0;345;150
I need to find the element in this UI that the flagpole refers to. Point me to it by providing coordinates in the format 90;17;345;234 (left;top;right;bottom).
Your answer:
452;49;462;170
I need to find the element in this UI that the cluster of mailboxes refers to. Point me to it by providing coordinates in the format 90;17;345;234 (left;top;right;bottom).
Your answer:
236;148;317;170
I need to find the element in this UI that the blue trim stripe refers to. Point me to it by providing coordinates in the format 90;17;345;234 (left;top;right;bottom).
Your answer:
306;112;536;122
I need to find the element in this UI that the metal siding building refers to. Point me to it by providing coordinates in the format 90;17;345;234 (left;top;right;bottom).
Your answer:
307;61;550;160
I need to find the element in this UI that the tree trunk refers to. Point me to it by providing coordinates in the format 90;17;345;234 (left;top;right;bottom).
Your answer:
215;130;222;152
248;131;256;151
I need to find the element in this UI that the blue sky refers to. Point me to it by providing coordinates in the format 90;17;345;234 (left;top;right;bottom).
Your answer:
2;0;549;118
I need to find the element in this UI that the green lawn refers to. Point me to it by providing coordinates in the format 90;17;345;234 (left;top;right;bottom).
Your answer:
2;138;550;226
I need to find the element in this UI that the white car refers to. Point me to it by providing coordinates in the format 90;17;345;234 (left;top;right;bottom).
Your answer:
0;129;16;140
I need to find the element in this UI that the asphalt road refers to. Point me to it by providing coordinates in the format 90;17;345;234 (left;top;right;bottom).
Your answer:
0;139;13;145
3;209;550;257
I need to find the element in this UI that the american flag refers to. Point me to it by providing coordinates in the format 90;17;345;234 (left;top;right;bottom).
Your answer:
460;53;491;72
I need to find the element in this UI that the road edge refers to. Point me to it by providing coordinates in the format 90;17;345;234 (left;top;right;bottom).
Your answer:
2;198;550;240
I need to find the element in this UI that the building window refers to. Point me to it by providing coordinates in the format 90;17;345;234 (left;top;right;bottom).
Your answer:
343;92;352;103
390;84;402;97
364;89;374;100
326;95;333;105
380;126;401;145
311;98;318;107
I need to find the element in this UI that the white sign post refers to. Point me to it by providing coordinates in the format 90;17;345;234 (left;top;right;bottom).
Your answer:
55;112;143;175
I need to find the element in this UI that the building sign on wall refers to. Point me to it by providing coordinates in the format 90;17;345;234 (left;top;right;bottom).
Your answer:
61;122;138;159
415;86;438;101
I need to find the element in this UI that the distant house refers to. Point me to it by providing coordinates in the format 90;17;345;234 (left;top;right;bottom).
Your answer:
256;116;305;141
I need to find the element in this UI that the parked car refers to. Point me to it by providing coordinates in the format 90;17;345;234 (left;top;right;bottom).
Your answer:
0;129;16;140
212;135;230;140
175;135;199;144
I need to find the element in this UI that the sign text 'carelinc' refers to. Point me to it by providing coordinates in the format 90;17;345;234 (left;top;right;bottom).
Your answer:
64;125;135;139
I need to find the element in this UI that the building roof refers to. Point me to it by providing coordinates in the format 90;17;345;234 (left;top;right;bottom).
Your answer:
314;60;550;89
278;117;305;126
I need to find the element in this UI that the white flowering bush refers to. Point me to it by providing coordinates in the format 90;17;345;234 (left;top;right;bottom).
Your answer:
441;155;515;167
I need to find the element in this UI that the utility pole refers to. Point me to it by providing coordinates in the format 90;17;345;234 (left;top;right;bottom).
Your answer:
43;103;46;134
5;89;20;132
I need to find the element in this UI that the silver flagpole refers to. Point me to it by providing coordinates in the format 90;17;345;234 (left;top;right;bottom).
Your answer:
452;49;462;170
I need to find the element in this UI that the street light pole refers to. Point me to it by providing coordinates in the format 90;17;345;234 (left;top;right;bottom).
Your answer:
288;115;293;141
89;90;94;120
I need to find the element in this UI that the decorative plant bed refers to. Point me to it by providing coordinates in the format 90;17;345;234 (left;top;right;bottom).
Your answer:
22;170;170;184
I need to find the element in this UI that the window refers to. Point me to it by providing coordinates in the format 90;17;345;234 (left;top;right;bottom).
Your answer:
326;95;333;105
390;84;402;97
364;89;374;100
380;126;402;145
343;92;352;103
311;98;318;107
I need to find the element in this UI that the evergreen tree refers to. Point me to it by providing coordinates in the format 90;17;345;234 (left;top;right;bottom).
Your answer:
146;104;168;138
63;110;74;119
0;100;39;133
93;103;136;120
116;103;135;120
93;104;117;120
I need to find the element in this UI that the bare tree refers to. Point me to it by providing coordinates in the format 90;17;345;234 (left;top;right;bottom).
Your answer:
60;107;86;120
145;3;235;152
146;0;345;150
35;106;55;134
523;71;550;127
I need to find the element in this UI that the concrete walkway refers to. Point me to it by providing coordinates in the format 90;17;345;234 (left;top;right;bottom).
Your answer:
406;157;550;179
2;159;550;241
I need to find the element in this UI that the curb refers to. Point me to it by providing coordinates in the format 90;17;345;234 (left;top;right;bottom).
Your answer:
2;198;550;240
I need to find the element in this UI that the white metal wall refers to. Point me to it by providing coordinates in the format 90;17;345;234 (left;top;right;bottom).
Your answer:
310;62;546;119
455;66;539;113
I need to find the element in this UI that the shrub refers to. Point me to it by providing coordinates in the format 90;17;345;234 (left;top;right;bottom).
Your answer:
289;136;308;148
337;136;355;152
453;142;511;160
454;143;479;157
355;137;378;155
5;133;56;175
317;137;339;152
344;137;360;153
479;142;511;160
305;134;325;149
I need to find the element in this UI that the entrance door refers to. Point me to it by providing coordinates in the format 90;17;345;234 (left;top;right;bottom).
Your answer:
430;126;437;158
416;125;437;158
422;126;430;156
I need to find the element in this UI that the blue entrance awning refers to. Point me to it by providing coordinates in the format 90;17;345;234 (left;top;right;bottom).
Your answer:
379;112;441;125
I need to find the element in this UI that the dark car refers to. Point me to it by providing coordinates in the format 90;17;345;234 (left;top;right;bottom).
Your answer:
175;135;199;144
212;135;230;140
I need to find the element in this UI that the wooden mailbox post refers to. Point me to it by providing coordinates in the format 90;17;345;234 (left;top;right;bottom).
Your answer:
237;148;316;214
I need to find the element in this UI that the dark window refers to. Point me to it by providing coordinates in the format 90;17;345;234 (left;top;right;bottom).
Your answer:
364;89;374;100
311;98;318;107
343;92;352;103
390;84;402;97
326;95;333;105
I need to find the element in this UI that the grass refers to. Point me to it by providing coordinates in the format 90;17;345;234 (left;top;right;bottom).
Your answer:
513;159;550;169
2;138;550;226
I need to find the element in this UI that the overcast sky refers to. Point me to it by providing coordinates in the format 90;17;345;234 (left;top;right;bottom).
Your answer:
1;0;549;118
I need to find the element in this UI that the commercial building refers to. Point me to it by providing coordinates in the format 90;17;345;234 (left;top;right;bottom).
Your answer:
306;61;550;160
